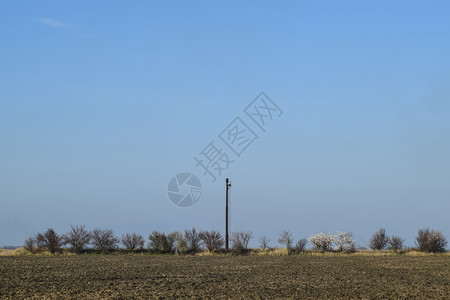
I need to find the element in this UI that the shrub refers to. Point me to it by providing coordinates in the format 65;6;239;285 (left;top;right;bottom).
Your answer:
184;227;202;253
259;235;270;250
415;228;447;253
279;231;294;254
388;236;404;252
63;225;91;254
231;232;244;251
165;232;179;252
294;238;307;253
36;228;64;254
172;232;188;254
200;230;224;252
148;231;168;252
231;231;253;252
121;233;145;252
24;237;35;254
240;231;253;249
91;228;119;253
369;228;389;250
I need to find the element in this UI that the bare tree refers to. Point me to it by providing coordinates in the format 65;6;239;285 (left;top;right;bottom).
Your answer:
369;228;389;250
388;236;404;252
148;231;169;252
165;232;180;253
147;231;179;253
278;230;294;254
24;237;35;253
169;231;188;254
91;228;119;253
231;232;244;251
416;228;447;253
295;238;308;253
184;227;202;252
259;235;270;250
121;233;145;252
231;231;253;251
240;231;253;249
36;228;63;254
200;230;224;252
63;225;91;254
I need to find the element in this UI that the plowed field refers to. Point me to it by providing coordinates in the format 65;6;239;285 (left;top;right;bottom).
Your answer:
1;255;449;299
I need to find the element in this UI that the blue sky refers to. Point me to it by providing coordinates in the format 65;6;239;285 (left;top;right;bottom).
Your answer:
1;1;449;247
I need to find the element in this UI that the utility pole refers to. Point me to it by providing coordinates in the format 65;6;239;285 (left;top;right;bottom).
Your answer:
225;178;231;251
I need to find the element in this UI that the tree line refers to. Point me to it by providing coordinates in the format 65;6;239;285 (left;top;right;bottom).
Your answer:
23;226;447;254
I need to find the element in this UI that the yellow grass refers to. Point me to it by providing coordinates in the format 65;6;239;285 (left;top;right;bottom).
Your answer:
252;248;450;257
0;247;31;256
195;250;213;256
253;248;288;256
193;248;449;257
1;248;448;257
0;248;77;256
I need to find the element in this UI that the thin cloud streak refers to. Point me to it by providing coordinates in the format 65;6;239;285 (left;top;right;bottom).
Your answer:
37;18;67;28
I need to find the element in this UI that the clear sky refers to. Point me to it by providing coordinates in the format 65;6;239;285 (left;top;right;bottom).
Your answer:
1;1;449;248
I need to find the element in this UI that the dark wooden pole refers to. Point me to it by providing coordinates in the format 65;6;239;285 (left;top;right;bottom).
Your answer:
225;178;231;251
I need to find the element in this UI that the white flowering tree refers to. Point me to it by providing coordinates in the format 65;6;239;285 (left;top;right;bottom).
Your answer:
309;231;355;252
309;232;335;251
335;231;355;252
